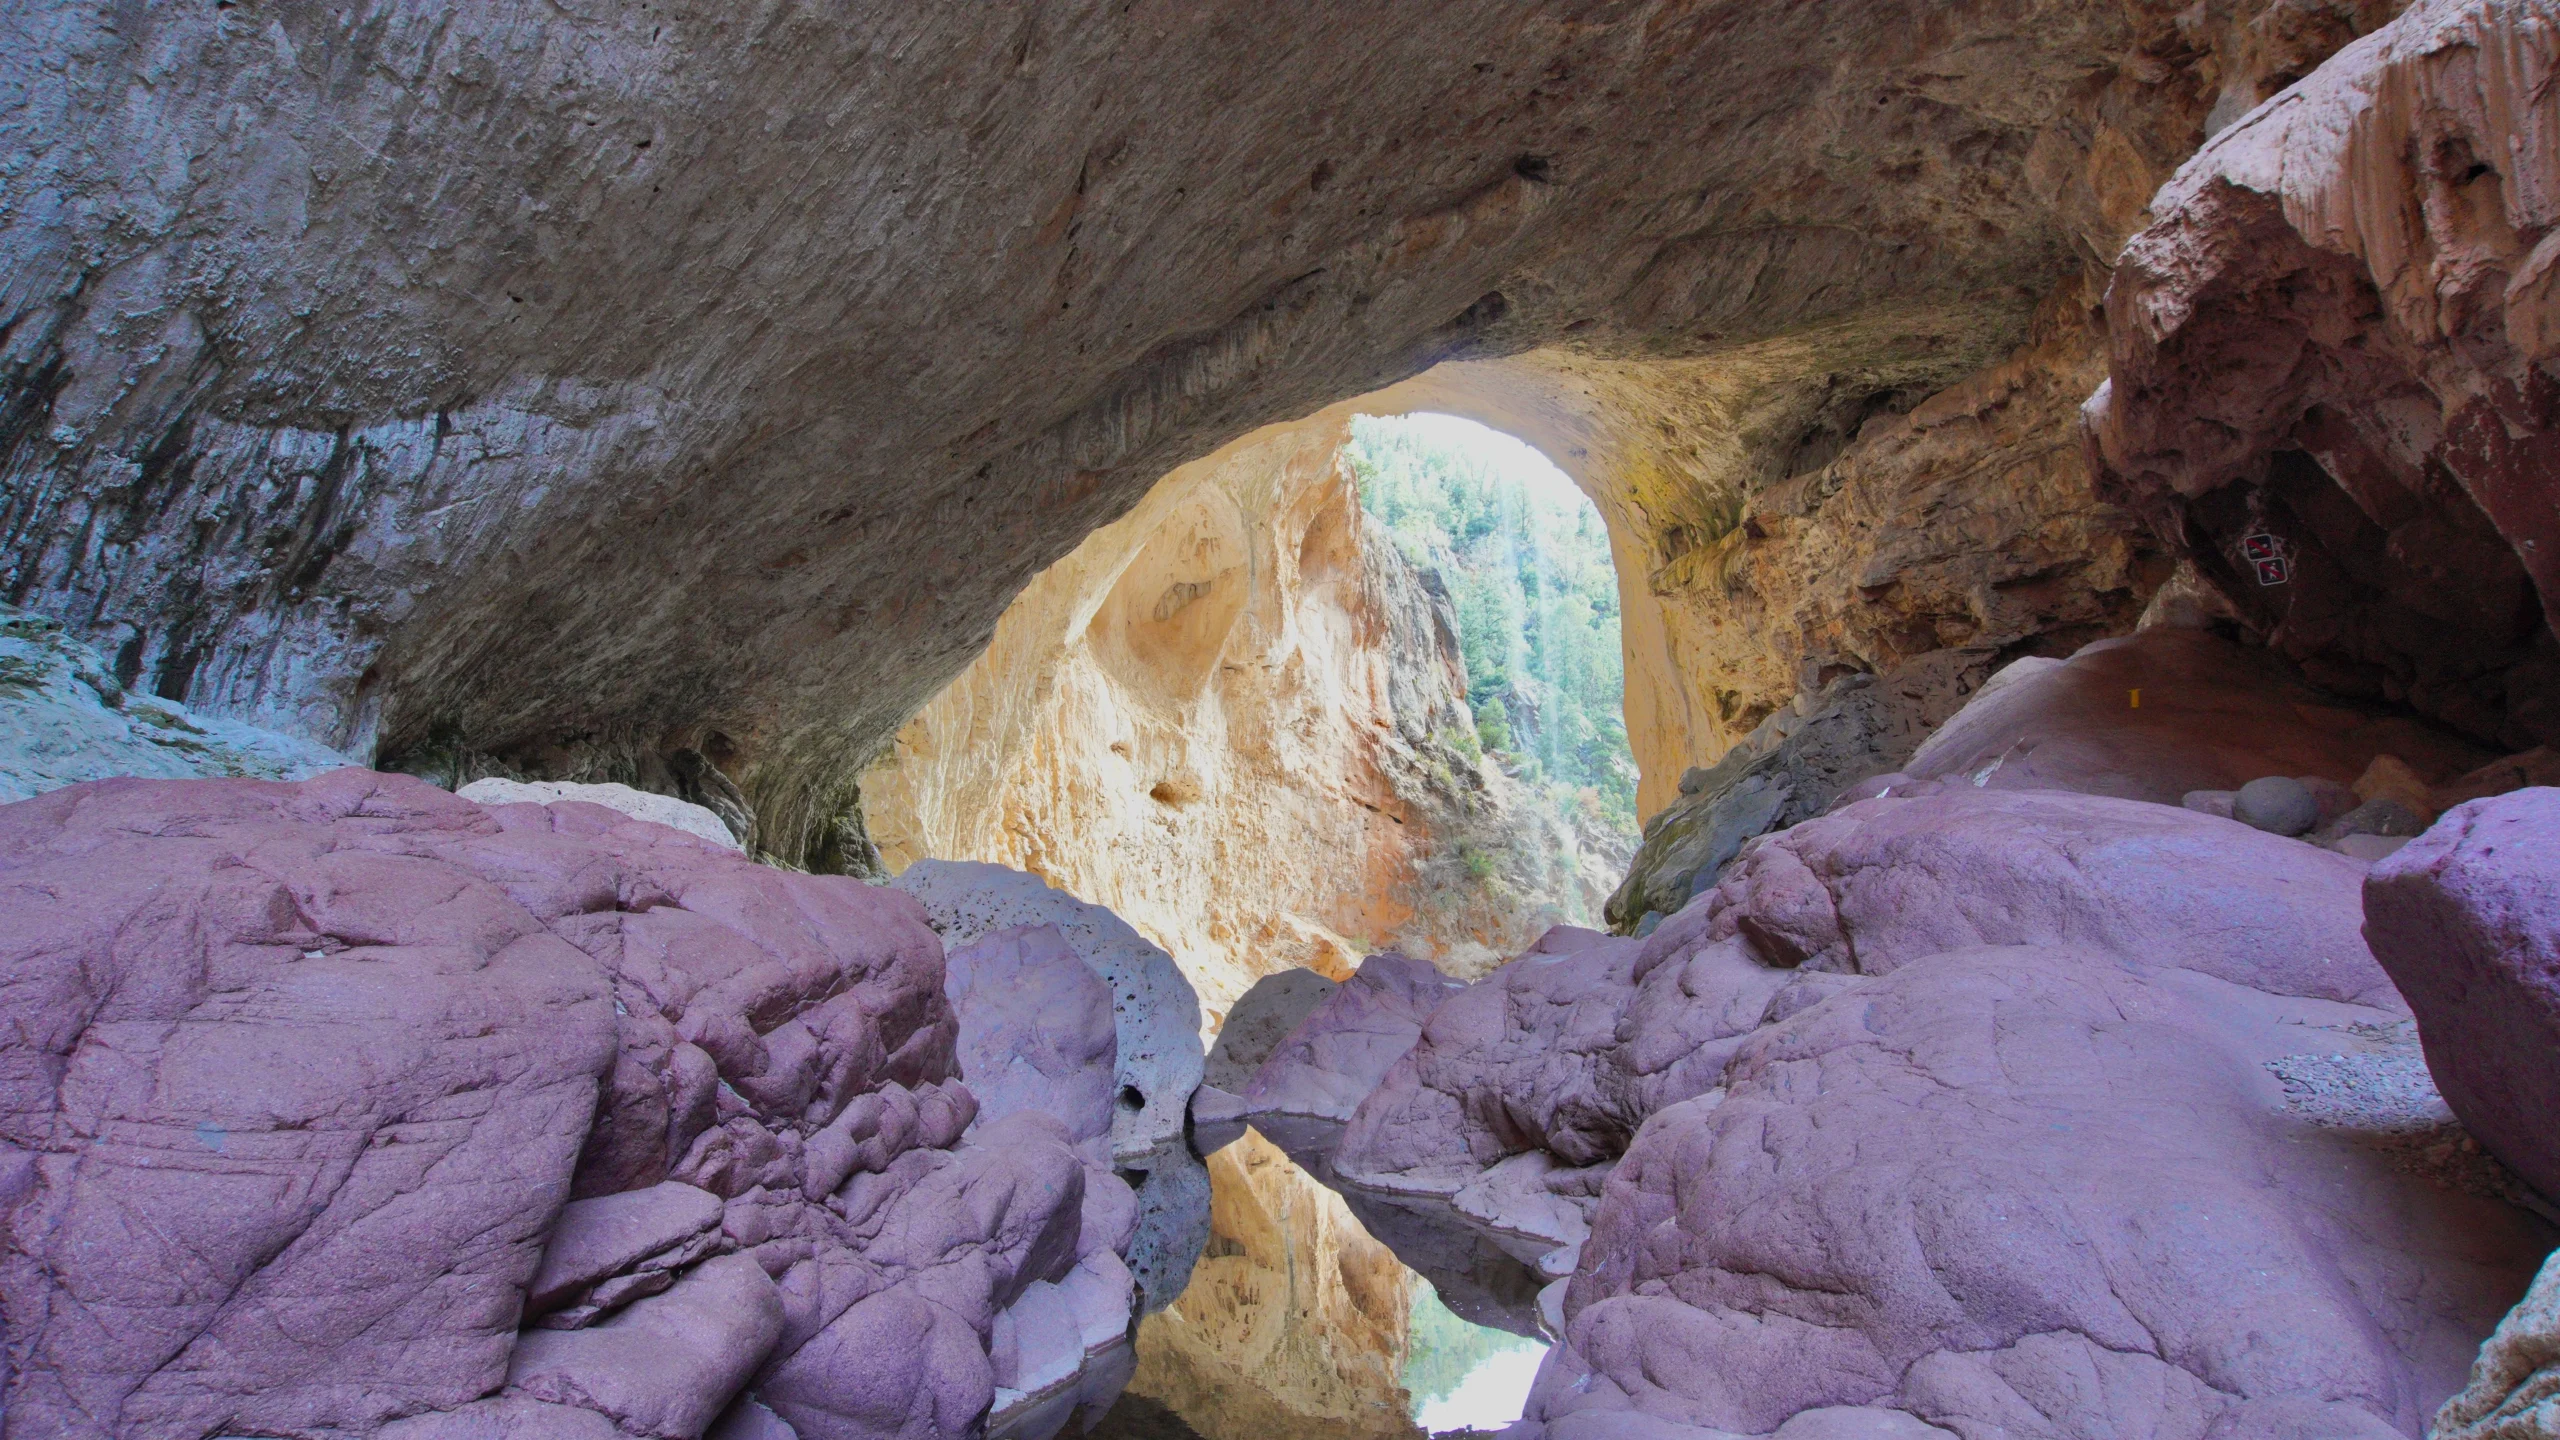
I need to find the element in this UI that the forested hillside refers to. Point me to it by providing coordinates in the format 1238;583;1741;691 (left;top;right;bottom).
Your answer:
1347;413;1638;833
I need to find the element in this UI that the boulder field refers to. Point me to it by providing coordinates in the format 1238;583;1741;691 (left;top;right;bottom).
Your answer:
0;770;1191;1440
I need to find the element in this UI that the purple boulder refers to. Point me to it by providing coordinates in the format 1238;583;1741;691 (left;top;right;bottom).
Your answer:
2365;787;2560;1201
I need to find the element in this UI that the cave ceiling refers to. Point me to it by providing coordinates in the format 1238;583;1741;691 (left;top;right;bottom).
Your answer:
0;0;2319;856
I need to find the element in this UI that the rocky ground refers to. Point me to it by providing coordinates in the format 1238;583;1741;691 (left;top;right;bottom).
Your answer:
1221;616;2560;1440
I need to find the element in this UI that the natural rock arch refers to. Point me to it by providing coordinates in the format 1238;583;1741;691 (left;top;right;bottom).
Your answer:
0;0;2354;860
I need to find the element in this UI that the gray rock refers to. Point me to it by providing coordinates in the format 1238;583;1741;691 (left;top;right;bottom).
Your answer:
890;860;1203;1160
2234;775;2320;836
1115;1139;1211;1315
2316;796;2425;846
2337;834;2412;862
1202;969;1338;1093
1186;1084;1251;1156
378;1397;627;1440
0;603;351;804
1607;649;1996;930
706;1399;799;1440
1240;952;1464;1122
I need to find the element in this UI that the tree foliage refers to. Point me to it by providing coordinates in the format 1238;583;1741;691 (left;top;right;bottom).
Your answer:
1347;413;1638;831
1400;1279;1543;1413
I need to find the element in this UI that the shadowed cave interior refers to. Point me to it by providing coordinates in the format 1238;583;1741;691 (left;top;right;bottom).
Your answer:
2;2;2559;1438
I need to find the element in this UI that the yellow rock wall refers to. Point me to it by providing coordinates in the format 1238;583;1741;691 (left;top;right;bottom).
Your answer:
861;413;1622;1024
1129;1132;1421;1440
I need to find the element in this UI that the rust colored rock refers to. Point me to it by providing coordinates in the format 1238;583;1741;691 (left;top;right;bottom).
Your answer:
2087;0;2560;753
1901;628;2487;805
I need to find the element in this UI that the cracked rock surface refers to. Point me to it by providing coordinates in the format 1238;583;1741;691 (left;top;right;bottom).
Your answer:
0;770;1156;1440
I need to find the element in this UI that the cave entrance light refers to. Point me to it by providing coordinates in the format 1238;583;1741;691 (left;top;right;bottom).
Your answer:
1345;411;1639;839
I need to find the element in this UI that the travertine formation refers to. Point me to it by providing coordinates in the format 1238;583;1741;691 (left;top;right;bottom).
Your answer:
0;0;2435;859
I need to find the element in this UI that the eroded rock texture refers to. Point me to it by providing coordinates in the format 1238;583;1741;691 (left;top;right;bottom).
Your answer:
1609;617;2505;930
1302;786;2553;1438
2088;0;2560;753
1239;952;1466;1124
1605;648;1997;929
887;859;1200;1163
0;600;350;802
1540;941;2535;1440
0;771;1150;1440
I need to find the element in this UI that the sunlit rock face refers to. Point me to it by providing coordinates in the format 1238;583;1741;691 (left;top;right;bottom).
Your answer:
862;417;1623;1021
0;0;2400;854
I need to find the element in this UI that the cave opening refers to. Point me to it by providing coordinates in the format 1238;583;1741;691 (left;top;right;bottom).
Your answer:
864;400;1625;1438
1343;411;1641;851
8;1;2559;1435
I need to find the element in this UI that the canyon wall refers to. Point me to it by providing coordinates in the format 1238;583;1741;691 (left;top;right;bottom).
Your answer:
0;0;2411;856
862;415;1622;1024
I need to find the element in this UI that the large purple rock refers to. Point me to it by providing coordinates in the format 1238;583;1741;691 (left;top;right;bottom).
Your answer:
1239;950;1465;1122
1529;944;2543;1438
944;924;1118;1163
1335;925;1777;1194
2365;788;2560;1201
1340;789;2396;1202
1694;787;2398;1005
1316;784;2551;1436
0;771;1134;1439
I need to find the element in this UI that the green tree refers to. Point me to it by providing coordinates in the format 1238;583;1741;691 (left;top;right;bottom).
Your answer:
1346;413;1638;831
